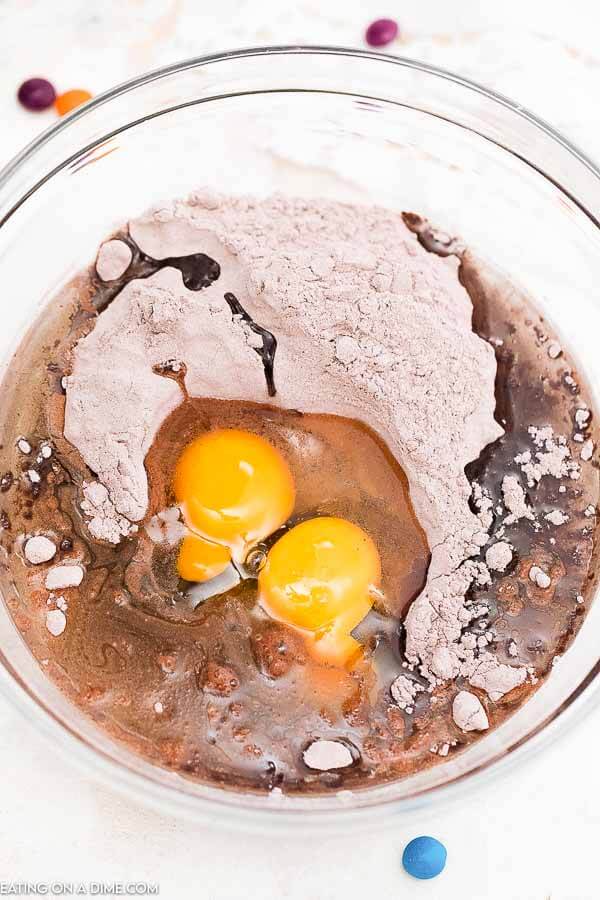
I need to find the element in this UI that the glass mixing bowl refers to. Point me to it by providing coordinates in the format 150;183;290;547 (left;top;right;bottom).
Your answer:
0;46;599;832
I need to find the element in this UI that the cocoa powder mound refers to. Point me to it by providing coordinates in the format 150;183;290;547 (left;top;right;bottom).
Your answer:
64;191;526;697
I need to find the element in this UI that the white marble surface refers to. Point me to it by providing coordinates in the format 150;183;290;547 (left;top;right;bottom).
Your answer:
1;1;600;897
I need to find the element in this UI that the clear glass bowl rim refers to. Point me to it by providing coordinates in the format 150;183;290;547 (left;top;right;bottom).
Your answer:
0;44;599;831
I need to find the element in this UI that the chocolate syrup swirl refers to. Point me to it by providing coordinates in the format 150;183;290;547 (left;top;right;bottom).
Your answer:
401;212;464;258
224;292;277;397
92;231;221;313
92;232;278;396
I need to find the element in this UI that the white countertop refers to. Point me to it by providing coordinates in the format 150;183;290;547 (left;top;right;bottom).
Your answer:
1;1;600;897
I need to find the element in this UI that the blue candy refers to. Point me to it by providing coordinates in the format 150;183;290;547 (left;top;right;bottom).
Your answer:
402;835;447;880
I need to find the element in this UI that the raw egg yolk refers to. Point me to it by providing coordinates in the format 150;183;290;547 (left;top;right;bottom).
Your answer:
176;532;232;583
259;516;381;667
174;429;295;581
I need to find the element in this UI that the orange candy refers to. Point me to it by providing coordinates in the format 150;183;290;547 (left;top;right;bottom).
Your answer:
55;89;92;117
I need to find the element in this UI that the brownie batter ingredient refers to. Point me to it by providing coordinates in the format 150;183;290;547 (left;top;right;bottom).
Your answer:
23;535;56;565
452;691;489;732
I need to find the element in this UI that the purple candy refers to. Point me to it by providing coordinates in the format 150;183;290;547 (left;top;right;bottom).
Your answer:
365;18;399;48
17;78;56;112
